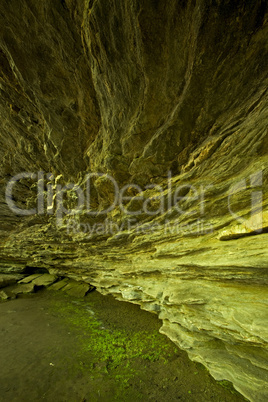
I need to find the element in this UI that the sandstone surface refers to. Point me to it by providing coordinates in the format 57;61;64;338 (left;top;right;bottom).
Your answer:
0;1;267;400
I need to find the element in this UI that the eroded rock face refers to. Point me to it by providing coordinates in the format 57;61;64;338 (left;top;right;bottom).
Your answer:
0;1;267;400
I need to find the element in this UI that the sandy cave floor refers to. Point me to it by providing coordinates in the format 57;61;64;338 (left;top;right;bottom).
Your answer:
0;288;247;402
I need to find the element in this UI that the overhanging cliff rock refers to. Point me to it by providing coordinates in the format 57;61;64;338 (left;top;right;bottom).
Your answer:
0;1;267;400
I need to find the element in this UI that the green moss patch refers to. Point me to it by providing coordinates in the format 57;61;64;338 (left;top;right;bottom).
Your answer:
49;292;175;398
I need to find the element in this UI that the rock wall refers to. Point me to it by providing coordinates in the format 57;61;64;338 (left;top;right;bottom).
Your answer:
0;1;268;400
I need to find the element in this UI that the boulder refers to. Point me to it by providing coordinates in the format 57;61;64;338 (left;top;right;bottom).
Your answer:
11;283;36;295
32;274;57;287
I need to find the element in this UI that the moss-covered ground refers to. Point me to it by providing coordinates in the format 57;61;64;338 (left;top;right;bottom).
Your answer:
48;289;247;401
0;288;247;401
50;292;176;399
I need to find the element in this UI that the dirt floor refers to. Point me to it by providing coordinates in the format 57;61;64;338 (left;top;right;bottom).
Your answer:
0;288;247;402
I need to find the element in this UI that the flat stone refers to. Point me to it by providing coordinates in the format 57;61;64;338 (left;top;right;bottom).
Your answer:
11;283;36;295
18;274;44;284
32;274;57;287
48;278;70;290
62;280;91;298
0;274;24;289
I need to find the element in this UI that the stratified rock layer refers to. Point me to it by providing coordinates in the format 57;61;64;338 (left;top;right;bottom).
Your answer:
0;1;268;401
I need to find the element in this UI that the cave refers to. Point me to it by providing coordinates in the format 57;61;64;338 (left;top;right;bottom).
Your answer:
0;0;267;401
